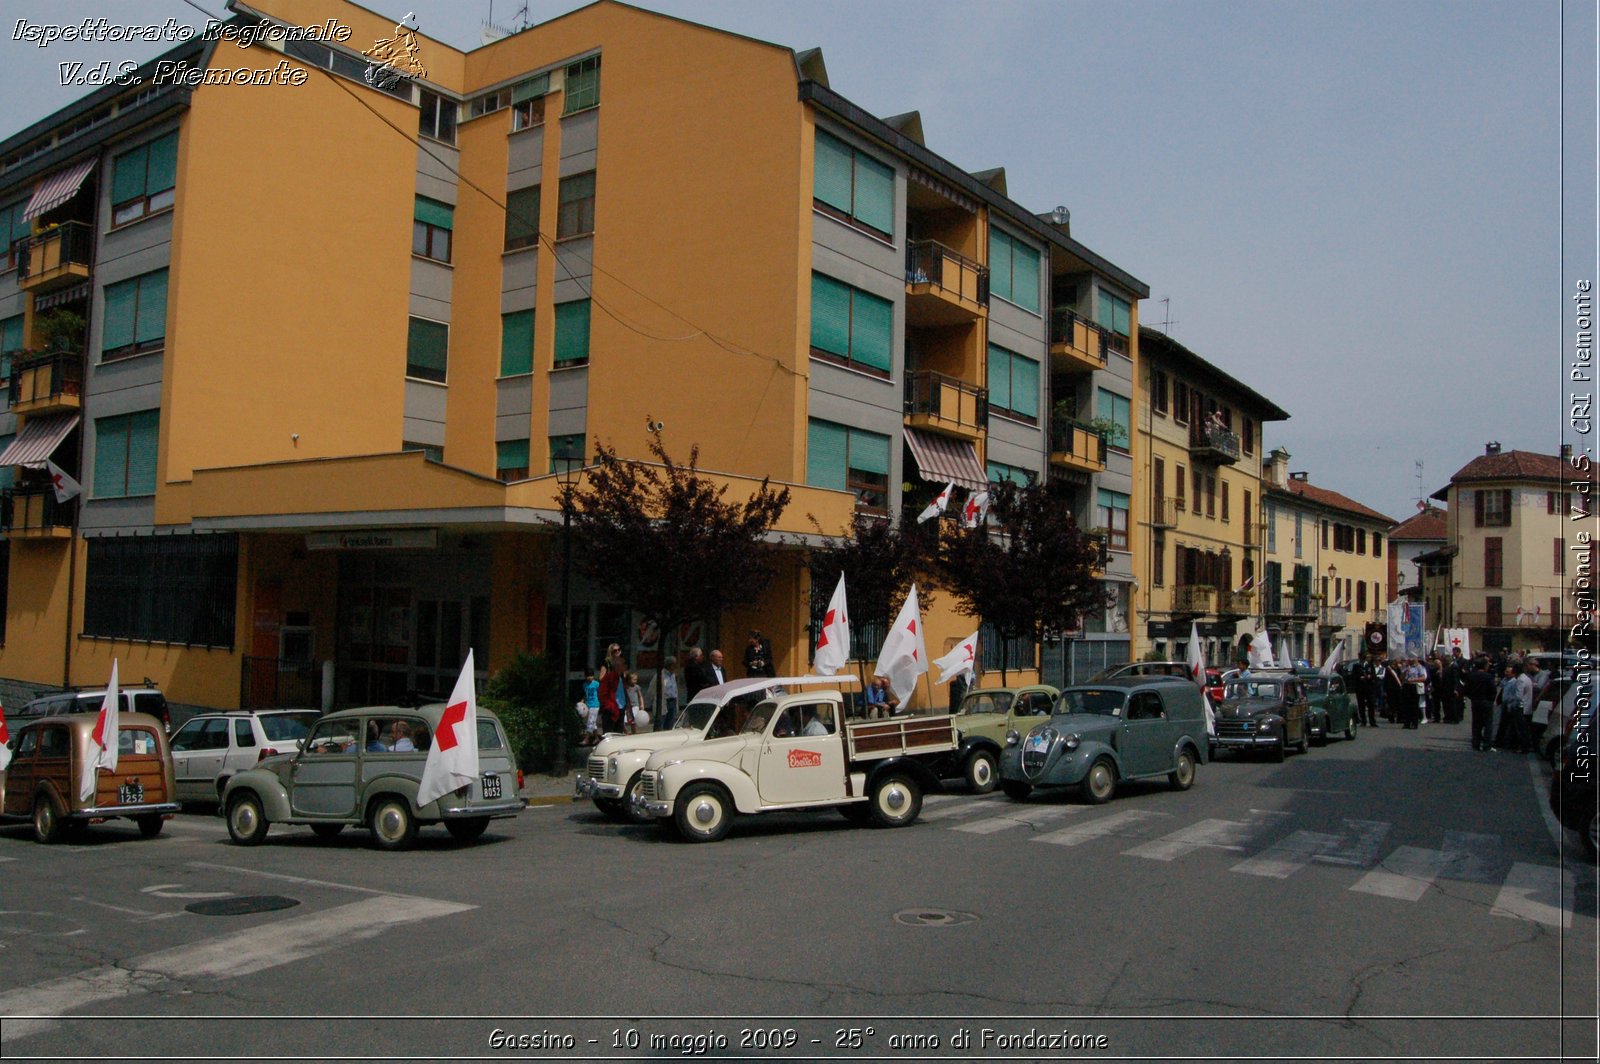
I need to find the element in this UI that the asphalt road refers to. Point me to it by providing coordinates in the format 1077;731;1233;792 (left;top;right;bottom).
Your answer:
0;719;1594;1063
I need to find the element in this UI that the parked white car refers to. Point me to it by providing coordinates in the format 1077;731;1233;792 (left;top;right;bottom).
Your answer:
169;710;320;803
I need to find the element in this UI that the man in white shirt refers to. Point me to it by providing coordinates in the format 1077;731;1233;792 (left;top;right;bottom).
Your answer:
708;649;726;687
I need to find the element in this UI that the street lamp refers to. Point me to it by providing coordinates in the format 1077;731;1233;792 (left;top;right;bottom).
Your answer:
555;452;582;773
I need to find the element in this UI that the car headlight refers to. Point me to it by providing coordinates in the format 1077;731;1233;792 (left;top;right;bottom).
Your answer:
1006;728;1020;746
607;757;618;781
1062;733;1082;751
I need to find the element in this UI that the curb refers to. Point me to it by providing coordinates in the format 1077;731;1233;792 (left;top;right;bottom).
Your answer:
524;794;576;807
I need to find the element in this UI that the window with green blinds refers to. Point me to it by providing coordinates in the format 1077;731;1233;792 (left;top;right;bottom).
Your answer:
557;171;595;238
505;185;540;250
111;131;177;225
413;196;453;262
553;300;590;365
0;316;20;386
500;310;534;376
563;55;600;114
813;130;894;235
548;433;585;473
987;344;1038;420
512;73;549;104
807;419;889;512
414;196;453;229
1096;387;1131;449
809;273;891;375
987;461;1032;487
0;436;13;490
94;409;159;498
406;317;448;383
988;227;1040;314
2;201;28;265
1097;290;1131;336
101;269;168;359
496;439;530;479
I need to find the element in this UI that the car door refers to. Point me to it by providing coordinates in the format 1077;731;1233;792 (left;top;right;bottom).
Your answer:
168;719;207;802
757;701;845;805
227;717;259;778
1008;689;1055;734
1121;691;1171;777
289;717;360;818
1325;676;1351;733
1283;680;1308;743
3;727;39;816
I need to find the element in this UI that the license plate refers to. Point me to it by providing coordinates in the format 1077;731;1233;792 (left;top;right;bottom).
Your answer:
480;773;502;800
118;781;144;805
1024;734;1050;754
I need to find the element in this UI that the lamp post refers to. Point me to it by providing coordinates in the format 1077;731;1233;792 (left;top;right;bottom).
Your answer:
1326;563;1339;662
555;453;581;774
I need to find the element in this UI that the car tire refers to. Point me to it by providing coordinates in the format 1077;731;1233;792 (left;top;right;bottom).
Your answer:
963;749;998;795
136;814;164;839
226;792;269;846
1082;759;1116;804
594;797;627;821
1344;717;1357;741
445;817;490;843
621;773;654;825
1169;749;1196;791
1295;728;1310;755
1270;734;1286;763
32;792;64;844
1002;780;1033;801
368;796;418;851
868;773;923;828
310;823;345;840
673;782;733;843
1311;717;1328;746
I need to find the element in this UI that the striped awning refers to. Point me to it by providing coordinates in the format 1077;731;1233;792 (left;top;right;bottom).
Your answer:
34;281;90;311
904;428;986;491
23;158;96;221
0;413;79;467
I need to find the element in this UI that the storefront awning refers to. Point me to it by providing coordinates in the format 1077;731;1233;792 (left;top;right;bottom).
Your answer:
904;428;986;491
0;412;79;467
23;158;96;221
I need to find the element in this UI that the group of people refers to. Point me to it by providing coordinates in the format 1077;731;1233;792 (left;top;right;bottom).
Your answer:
574;630;777;745
1346;649;1558;752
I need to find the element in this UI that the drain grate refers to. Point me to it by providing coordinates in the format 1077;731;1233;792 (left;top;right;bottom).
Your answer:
894;908;977;927
185;895;301;917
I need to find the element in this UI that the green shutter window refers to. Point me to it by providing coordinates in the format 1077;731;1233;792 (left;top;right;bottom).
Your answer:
505;185;540;250
0;316;22;355
1010;353;1039;418
813;130;893;234
853;152;894;234
1012;241;1040;313
3;201;28;247
133;269;168;346
101;277;139;353
987;461;1030;487
414;196;454;230
851;289;892;372
500;310;534;376
806;419;848;490
496;438;530;473
809;274;851;357
563;55;600;114
548;433;585;473
127;409;160;495
988;228;1011;303
1098;291;1131;336
0;435;13;490
406;317;449;382
145;132;178;195
813;131;854;215
93;414;130;497
511;73;549;104
553;300;591;365
111;142;149;205
848;428;890;475
987;344;1011;414
1097;387;1130;446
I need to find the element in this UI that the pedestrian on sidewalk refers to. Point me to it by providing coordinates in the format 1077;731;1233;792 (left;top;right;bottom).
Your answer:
1465;656;1497;751
645;665;679;730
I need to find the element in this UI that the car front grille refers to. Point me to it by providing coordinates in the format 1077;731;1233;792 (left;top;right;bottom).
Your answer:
640;774;658;800
1215;720;1254;737
1022;748;1049;775
587;756;606;779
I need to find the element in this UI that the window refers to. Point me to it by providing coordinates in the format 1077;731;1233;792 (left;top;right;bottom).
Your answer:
0;314;22;390
111;131;177;225
500;310;534;376
1241;416;1255;455
1152;531;1165;586
1153;456;1165;511
987;461;1033;487
1152;371;1168;416
1475;487;1512;527
496;439;530;482
1294;512;1303;558
412;196;453;262
1175;464;1186;511
812;130;894;236
83;533;238;647
548;433;585;473
402;441;442;462
93;409;160;498
2;200;30;270
810;273;892;375
418;90;457;144
406;317;448;383
1372;533;1382;557
807;419;889;512
1356;528;1366;555
235;719;256;747
1191;467;1202;514
556;171;596;238
1485;596;1503;627
470;88;510;117
1205;474;1216;518
979;622;1034;673
1096;388;1131;450
553;300;591;366
1097;489;1130;550
1173;381;1190;425
1321;519;1330;550
1484;536;1503;587
562;55;601;114
0;436;13;489
1556;536;1566;575
1243;490;1252;544
1221;480;1230;522
1547;490;1572;515
101;269;168;360
988;345;1040;422
511;74;549;129
988;228;1041;313
1265;502;1276;552
505;185;540;251
1097;290;1131;336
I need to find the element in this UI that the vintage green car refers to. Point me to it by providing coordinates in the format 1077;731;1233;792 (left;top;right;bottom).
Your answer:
1211;670;1311;761
940;683;1058;793
996;677;1209;803
220;704;525;850
1300;672;1357;744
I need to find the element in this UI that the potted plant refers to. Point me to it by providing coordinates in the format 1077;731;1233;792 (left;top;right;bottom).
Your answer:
34;309;86;353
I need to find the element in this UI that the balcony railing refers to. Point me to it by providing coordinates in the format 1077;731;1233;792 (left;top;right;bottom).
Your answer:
9;349;83;413
1262;592;1315;619
1173;584;1217;614
1321;606;1349;628
904;370;987;438
904;240;988;314
1086;531;1110;573
1049;310;1109;372
1;485;76;536
17;221;93;291
1189;421;1241;465
1454;610;1562;630
1220;590;1255;616
1049;415;1106;471
1150;496;1179;528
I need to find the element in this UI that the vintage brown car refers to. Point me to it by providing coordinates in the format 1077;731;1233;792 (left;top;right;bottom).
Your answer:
1;712;180;842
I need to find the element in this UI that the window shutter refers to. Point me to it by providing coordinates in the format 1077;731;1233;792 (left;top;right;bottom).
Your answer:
500;310;534;376
505;186;539;248
1012;242;1040;313
809;274;851;357
813;131;854;215
406;318;449;381
145;132;178;194
94;416;129;497
1500;488;1512;524
0;316;22;354
987;345;1011;413
511;74;549;103
806;420;848;490
988;228;1012;302
111;143;148;204
414;196;454;230
848;428;889;475
853;152;894;233
851;290;892;371
1011;353;1039;417
553;300;591;364
102;279;138;351
1474;489;1485;527
496;438;530;470
126;410;160;494
134;270;168;345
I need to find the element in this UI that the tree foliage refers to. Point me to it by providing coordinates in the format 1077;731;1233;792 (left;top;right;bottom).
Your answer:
937;478;1107;683
805;512;937;660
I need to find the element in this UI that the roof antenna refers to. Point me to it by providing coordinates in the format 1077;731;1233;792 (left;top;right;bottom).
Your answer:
1156;296;1178;335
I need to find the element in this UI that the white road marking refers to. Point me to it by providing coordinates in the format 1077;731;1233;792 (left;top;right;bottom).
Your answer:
1231;830;1342;878
1034;808;1170;848
0;893;474;1042
0;856;15;863
140;884;233;900
184;862;408;898
1490;862;1575;929
1313;819;1392;868
953;805;1081;834
1126;810;1293;862
920;795;1007;822
1350;845;1450;901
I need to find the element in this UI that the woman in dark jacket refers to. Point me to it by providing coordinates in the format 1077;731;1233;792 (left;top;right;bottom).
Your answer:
1382;658;1405;724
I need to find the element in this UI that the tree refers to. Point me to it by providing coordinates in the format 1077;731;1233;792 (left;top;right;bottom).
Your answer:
804;511;937;685
937;478;1107;685
567;426;791;719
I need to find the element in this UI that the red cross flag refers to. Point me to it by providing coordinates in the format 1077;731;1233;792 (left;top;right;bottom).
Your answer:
873;584;928;703
418;651;480;806
932;629;979;686
812;573;850;676
78;660;119;802
917;482;954;524
961;491;990;529
45;459;81;504
0;700;11;773
1187;622;1215;737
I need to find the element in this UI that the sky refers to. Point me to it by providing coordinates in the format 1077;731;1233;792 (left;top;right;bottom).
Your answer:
1;0;1591;522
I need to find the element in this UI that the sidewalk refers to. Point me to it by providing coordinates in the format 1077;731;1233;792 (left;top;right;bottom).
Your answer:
518;767;580;806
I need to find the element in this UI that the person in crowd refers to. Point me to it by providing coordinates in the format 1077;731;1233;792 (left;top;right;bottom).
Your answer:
388;719;415;752
645;665;679;730
1423;653;1442;724
1464;655;1498;751
1495;664;1531;753
361;721;386;753
1402;658;1428;729
1443;648;1466;724
864;676;889;718
801;704;831;736
948;671;969;714
623;671;646;733
708;648;727;687
1382;657;1405;724
598;644;626;734
577;669;602;746
1353;656;1375;728
743;630;776;679
682;647;714;700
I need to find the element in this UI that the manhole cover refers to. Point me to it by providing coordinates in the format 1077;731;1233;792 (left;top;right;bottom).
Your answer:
894;908;977;927
185;895;301;917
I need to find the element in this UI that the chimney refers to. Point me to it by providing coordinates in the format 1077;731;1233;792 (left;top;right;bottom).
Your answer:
1289;471;1309;482
1485;441;1501;455
1265;447;1291;487
1561;443;1573;459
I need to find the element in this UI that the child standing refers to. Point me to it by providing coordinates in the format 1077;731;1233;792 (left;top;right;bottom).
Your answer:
578;669;602;745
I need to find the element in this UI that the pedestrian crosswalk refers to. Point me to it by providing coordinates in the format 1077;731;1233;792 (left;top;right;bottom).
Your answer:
918;794;1584;928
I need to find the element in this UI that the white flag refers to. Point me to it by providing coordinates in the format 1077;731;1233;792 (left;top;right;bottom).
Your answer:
0;701;11;773
932;630;979;686
961;491;990;528
417;651;481;806
917;483;954;524
1440;628;1472;658
873;584;928;703
1188;621;1214;737
1247;632;1275;670
45;459;80;503
79;660;119;802
1319;641;1345;677
1278;636;1293;670
813;573;850;676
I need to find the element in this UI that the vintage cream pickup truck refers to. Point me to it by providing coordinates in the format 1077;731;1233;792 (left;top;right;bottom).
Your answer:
632;689;957;842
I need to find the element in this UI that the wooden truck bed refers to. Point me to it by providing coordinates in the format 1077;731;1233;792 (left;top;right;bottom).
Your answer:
845;715;957;761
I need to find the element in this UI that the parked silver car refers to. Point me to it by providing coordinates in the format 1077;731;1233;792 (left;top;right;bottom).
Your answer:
169;710;320;803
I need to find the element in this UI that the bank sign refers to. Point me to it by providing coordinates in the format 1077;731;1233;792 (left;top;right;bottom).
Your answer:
305;529;438;551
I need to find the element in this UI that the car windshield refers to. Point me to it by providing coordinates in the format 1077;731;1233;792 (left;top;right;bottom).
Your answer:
1226;680;1281;700
741;700;778;735
959;691;1014;715
1302;677;1329;694
261;712;319;743
1056;689;1126;716
676;692;764;738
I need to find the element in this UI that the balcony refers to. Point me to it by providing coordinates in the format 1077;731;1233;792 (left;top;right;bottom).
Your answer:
1049;416;1106;474
1321;605;1349;628
1172;584;1217;615
1454;610;1562;630
1220;590;1255;617
904;371;987;442
1086;531;1110;576
1049;310;1108;375
904;241;988;326
17;222;92;294
1149;496;1179;528
1189;421;1241;466
9;350;83;415
1;485;75;538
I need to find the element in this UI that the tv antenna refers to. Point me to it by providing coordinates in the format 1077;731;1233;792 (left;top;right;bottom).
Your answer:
1156;296;1178;335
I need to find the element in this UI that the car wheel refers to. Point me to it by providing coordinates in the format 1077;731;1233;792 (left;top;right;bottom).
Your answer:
621;773;654;825
1344;717;1357;741
310;823;345;840
226;792;269;846
32;792;64;844
1082;759;1116;804
368;796;418;851
963;749;998;795
136;815;164;839
1311;717;1328;746
1169;749;1196;791
868;773;923;828
594;797;627;821
1295;727;1310;755
673;782;732;843
1002;780;1033;801
1270;734;1286;763
444;817;490;843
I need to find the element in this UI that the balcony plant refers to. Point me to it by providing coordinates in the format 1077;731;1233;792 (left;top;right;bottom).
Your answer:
34;309;86;353
1086;415;1126;447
